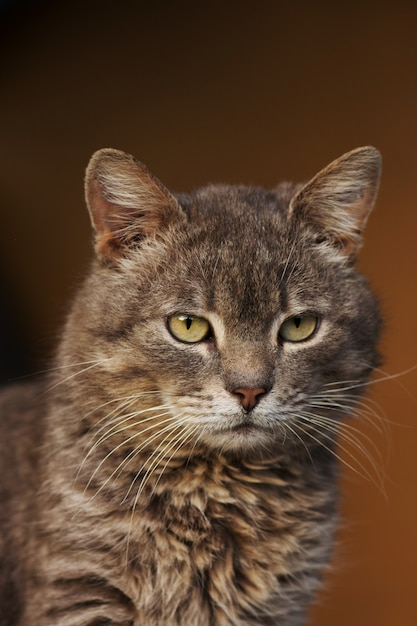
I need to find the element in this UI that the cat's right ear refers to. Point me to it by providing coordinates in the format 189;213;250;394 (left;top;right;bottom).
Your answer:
85;149;186;262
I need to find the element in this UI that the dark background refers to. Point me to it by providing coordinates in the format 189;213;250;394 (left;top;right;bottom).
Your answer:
1;2;416;624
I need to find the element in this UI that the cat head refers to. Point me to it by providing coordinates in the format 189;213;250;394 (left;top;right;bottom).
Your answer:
61;147;381;458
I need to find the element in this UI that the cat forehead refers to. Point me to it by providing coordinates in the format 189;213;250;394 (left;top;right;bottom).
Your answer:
121;182;324;296
139;205;327;325
175;184;293;256
183;183;292;219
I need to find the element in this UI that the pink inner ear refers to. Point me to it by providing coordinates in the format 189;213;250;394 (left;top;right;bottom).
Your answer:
84;148;184;262
87;178;163;261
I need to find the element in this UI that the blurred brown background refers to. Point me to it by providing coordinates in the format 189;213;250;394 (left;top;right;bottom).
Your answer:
0;1;416;624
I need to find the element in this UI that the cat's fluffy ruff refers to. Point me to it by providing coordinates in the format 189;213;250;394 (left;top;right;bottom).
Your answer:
0;147;381;625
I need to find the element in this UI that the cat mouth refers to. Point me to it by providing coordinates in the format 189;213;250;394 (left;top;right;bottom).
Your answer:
206;419;273;451
231;421;258;435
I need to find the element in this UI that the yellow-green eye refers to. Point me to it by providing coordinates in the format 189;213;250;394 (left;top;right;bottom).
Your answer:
168;315;211;343
279;314;318;343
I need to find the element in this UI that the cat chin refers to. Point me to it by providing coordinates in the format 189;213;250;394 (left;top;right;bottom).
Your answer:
201;425;277;454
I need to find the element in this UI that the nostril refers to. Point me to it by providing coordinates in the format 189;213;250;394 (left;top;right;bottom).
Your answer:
232;387;268;412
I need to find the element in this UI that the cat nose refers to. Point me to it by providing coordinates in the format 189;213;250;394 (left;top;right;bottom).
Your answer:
232;387;268;412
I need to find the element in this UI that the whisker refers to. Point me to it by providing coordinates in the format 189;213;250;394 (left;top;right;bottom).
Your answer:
293;412;387;493
80;410;178;497
323;363;417;396
309;387;392;445
91;403;172;444
302;410;384;467
128;419;198;506
87;420;177;505
74;398;151;482
82;391;160;423
120;417;194;503
281;420;316;467
42;359;110;394
125;421;199;563
290;418;369;480
280;238;298;283
309;395;387;433
367;363;417;404
12;358;110;382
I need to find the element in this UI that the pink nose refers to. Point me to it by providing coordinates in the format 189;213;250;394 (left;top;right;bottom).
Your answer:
232;387;267;412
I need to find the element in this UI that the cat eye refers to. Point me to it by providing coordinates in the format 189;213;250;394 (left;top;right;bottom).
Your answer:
168;315;211;343
279;314;318;343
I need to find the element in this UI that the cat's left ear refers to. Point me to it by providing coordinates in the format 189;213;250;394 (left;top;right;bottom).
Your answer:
288;146;381;259
85;148;186;262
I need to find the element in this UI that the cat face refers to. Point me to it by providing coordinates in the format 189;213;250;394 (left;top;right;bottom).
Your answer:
61;148;381;459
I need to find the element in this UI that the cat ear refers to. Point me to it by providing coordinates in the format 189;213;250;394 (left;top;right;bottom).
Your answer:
288;146;381;258
85;148;185;261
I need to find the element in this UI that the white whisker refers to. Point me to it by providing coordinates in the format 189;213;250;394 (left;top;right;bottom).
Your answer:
42;359;110;394
120;416;194;502
91;403;172;444
128;419;197;506
281;420;316;467
80;410;178;498
293;411;387;494
280;238;298;283
82;391;160;423
124;420;199;563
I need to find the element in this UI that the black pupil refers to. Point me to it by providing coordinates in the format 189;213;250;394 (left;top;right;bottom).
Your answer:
185;317;193;330
294;316;302;328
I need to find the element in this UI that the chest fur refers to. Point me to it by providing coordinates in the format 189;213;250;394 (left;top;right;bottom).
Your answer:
84;457;337;625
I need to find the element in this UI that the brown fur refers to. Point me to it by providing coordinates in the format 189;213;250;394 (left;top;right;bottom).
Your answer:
0;147;382;625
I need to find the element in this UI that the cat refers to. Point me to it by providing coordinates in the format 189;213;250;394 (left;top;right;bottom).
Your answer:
0;145;382;626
